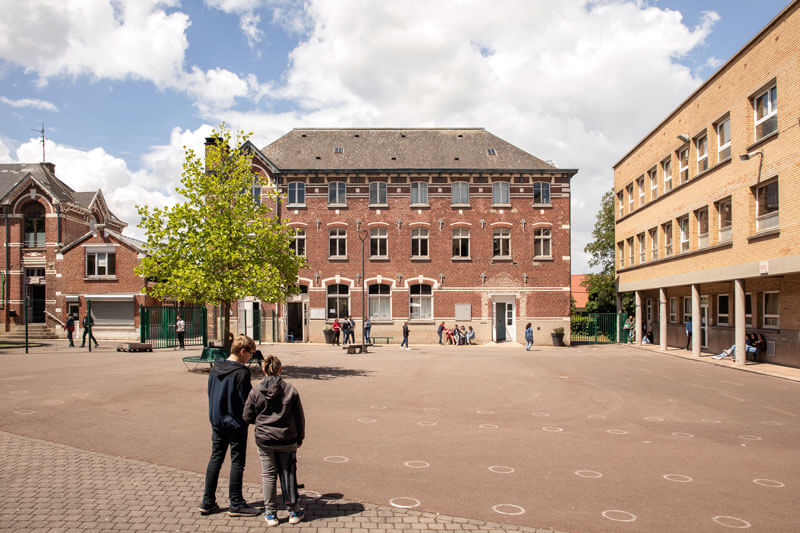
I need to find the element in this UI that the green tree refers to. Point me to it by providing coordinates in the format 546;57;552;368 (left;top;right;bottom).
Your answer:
135;124;305;345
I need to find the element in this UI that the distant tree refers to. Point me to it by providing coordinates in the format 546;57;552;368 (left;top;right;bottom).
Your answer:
135;124;305;346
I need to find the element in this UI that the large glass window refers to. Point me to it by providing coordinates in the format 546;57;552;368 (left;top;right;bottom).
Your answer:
717;118;731;161
754;85;777;141
627;237;634;266
662;158;672;192
663;222;673;256
638;233;645;264
368;284;391;320
617;190;624;217
650;228;658;260
533;228;551;258
756;180;778;231
451;182;469;205
411;228;429;258
369;227;388;258
669;297;677;322
329;227;347;258
696;134;708;173
627;184;634;212
492;182;510;205
369;182;387;205
618;241;625;268
411;182;428;205
327;284;349;319
679;216;690;252
649;168;658;200
22;202;45;248
292;227;306;256
763;291;779;328
696;208;708;249
409;284;432;320
678;147;689;184
452;228;470;258
328;181;346;205
717;294;729;326
683;297;692;322
637;177;645;207
534;182;550;205
493;228;511;257
718;198;732;241
288;182;305;205
87;251;116;276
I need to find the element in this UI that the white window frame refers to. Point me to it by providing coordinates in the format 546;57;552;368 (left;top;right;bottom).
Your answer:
650;228;658;260
328;181;347;206
493;227;511;258
649;168;658;200
717;118;731;161
534;182;551;205
696;134;708;173
452;228;470;258
411;227;429;258
369;182;387;206
534;228;551;258
646;299;653;323
492;182;510;206
745;292;753;327
451;181;469;206
617;190;624;217
328;227;347;258
753;84;777;141
638;233;645;264
251;184;262;205
287;182;305;206
683;297;692;323
410;182;428;206
292;227;306;256
696;208;708;249
326;284;349;320
663;222;673;257
637;176;645;207
669;297;677;323
627;184;634;212
678;147;689;184
627;237;634;266
679;216;690;253
755;179;779;231
763;291;779;329
409;284;433;320
717;294;729;326
662;158;673;192
86;250;115;277
369;227;388;258
717;197;732;241
368;284;391;320
618;241;625;268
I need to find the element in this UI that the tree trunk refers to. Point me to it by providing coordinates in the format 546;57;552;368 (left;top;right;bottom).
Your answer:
222;301;232;352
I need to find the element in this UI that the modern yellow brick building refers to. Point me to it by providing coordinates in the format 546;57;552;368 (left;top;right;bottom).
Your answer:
613;0;800;368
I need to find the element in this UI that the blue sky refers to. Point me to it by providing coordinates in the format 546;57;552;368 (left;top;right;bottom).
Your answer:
0;0;792;272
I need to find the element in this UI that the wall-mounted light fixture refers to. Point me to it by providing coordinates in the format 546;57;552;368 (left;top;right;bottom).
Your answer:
676;134;690;142
739;150;763;161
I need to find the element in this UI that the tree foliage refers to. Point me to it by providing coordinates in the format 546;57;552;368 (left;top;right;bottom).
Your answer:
135;124;305;342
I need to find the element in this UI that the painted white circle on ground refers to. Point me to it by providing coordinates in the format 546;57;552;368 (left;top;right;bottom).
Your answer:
323;456;349;463
489;466;515;474
575;470;603;478
663;474;693;483
644;416;664;421
417;421;437;426
672;432;694;438
588;414;607;420
760;420;781;426
739;435;762;441
542;426;563;432
72;393;89;398
701;418;722;424
370;405;387;410
602;510;637;522
476;409;494;414
594;398;608;402
300;490;321;499
43;400;65;405
422;407;439;412
607;429;628;435
9;390;28;395
403;460;430;469
389;497;420;509
492;504;525;516
712;516;751;528
14;410;36;416
558;376;570;379
479;424;498;429
532;412;550;417
753;479;784;487
357;418;376;423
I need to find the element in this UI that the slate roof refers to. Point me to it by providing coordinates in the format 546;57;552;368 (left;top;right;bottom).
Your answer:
261;128;568;172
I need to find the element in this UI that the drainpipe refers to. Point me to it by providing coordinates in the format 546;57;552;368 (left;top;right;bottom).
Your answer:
4;207;8;332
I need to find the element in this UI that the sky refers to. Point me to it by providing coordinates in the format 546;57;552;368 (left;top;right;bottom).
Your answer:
0;0;792;273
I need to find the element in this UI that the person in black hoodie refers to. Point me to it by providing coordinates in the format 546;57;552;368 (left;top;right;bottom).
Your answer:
199;335;260;518
243;354;306;527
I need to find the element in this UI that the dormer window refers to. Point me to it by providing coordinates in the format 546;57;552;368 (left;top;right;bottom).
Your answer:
487;148;497;155
334;147;343;153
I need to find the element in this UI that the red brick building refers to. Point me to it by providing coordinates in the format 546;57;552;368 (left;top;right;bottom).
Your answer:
238;128;576;344
0;163;151;339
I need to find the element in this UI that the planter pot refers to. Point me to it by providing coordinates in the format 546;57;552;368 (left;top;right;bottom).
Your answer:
323;329;335;344
551;333;565;347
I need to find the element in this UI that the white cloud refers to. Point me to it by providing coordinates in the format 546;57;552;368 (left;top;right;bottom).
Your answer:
0;96;58;111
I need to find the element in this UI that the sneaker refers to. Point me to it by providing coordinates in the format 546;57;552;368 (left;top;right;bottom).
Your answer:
288;510;305;524
227;504;261;517
198;503;219;515
265;513;279;527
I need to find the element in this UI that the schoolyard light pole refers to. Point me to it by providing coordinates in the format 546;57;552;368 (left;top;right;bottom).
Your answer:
357;228;368;353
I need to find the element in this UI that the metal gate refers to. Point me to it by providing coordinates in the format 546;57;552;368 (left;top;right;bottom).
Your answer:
571;313;623;344
140;306;207;349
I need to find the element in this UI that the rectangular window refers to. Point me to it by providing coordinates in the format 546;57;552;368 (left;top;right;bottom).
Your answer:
617;190;624;217
669;297;677;322
717;294;729;326
411;228;429;258
696;134;708;173
683;297;692;322
369;182;387;205
327;284;349;319
251;185;262;205
678;147;689;184
679;216;690;252
287;182;305;205
493;228;511;258
86;251;116;276
649;168;658;200
328;182;346;205
696;207;708;249
627;237;634;266
409;284;432;320
627;184;634;212
763;291;779;328
368;284;391;320
717;118;731;161
452;228;470;258
638;233;645;264
754;85;777;141
756;180;778;231
534;228;551;258
492;182;510;205
637;176;645;207
745;293;753;327
663;222;673;257
717;197;732;241
292;228;306;256
534;182;551;205
369;227;388;258
410;182;428;205
618;241;625;268
451;182;469;205
662;158;672;192
650;228;658;260
328;228;347;258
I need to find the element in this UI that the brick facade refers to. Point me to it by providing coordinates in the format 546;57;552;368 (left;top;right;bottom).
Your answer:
613;1;800;366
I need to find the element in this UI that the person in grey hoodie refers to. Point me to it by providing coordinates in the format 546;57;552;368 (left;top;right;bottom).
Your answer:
243;354;306;527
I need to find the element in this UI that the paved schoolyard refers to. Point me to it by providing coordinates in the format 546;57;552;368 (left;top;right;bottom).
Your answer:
0;341;798;532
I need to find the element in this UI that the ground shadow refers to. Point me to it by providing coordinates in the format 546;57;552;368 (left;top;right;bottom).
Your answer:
234;493;364;523
281;365;371;381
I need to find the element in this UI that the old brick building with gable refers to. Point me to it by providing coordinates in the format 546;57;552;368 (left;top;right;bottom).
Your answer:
1;162;151;339
236;128;576;344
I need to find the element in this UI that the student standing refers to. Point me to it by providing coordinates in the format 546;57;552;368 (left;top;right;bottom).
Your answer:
331;319;341;345
437;322;445;344
199;335;260;518
80;314;98;348
65;313;75;347
176;315;186;350
244;355;306;527
685;318;692;350
364;318;372;345
400;322;409;349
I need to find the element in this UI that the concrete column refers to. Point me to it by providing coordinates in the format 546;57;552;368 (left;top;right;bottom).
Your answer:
635;291;642;345
659;288;667;351
734;279;746;366
692;284;701;357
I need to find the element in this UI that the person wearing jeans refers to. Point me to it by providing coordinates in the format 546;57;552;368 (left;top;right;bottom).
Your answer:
400;322;409;349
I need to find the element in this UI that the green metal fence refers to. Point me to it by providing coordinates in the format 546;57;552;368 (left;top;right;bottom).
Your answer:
140;306;207;349
571;312;624;344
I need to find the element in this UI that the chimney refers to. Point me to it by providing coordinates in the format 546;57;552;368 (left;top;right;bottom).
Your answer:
42;162;55;174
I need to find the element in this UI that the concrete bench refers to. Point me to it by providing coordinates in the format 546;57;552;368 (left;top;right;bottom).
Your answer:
343;344;367;354
116;342;153;352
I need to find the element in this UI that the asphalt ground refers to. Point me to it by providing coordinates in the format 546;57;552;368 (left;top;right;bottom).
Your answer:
1;341;798;532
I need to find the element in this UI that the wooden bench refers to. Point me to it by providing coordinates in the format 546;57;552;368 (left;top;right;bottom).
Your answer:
369;336;393;344
343;344;368;354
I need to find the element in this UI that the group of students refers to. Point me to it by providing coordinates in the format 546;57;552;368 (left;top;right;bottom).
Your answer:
714;332;767;360
200;335;306;527
329;317;372;345
436;322;475;345
64;313;99;348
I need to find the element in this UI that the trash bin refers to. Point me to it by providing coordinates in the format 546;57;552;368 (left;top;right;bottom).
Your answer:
287;334;294;343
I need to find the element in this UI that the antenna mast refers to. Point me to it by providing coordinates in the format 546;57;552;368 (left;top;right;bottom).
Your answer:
31;123;45;162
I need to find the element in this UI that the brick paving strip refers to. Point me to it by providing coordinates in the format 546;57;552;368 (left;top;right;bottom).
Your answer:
0;431;563;533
